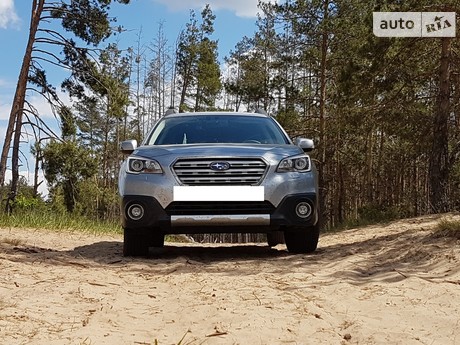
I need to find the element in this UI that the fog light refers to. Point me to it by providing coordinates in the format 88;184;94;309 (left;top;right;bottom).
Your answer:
295;202;312;218
127;204;144;220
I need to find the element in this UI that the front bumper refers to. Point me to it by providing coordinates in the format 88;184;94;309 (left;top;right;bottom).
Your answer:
121;193;318;234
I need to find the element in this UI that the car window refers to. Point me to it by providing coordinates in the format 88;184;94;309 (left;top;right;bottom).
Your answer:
147;115;289;145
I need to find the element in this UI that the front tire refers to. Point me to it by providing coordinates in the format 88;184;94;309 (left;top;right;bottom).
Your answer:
267;231;285;247
123;228;149;257
150;231;165;248
123;228;165;257
284;223;320;254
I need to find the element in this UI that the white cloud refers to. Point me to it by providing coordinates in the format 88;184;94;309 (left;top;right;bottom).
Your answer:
0;89;71;121
153;0;275;18
0;98;11;121
0;78;12;88
0;78;14;120
0;0;20;29
0;122;5;144
27;92;61;120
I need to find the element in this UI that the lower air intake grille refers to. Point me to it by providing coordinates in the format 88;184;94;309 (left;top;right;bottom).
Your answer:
166;201;275;215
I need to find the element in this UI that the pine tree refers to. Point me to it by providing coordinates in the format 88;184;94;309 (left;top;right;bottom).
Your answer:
0;0;130;212
176;5;221;112
41;106;97;213
60;43;130;218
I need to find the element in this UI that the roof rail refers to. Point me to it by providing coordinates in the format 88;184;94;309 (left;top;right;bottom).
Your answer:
255;108;269;116
164;106;176;116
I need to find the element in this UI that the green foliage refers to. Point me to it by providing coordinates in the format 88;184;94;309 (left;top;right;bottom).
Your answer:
6;0;459;234
51;0;130;45
58;105;77;139
42;140;97;213
326;204;413;232
0;0;131;220
195;37;221;110
243;0;460;228
13;195;45;210
176;5;221;111
0;177;120;234
0;177;44;213
75;179;120;221
275;108;302;133
47;42;130;220
224;7;278;112
358;204;411;224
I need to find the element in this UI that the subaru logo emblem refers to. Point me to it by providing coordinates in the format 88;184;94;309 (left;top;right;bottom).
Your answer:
210;161;230;171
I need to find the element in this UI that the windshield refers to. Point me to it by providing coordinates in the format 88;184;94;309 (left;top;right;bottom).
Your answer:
147;115;290;145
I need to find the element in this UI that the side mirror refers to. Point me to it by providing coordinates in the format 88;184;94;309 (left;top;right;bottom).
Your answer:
120;140;137;154
294;137;314;152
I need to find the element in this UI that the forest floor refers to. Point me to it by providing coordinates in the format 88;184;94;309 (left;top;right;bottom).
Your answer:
1;214;460;345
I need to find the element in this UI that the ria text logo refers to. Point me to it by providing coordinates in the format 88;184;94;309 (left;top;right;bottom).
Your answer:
373;12;456;37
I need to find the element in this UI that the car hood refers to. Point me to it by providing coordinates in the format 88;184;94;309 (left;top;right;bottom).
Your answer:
132;144;305;164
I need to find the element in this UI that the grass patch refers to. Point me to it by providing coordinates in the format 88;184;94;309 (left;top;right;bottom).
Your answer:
326;218;379;233
435;219;460;240
326;204;414;233
0;208;194;243
0;209;122;235
0;237;23;246
165;234;194;243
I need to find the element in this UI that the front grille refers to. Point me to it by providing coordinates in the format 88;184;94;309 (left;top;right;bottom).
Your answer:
166;201;275;215
173;158;267;185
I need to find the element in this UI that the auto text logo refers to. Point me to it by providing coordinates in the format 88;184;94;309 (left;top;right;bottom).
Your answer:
373;12;456;37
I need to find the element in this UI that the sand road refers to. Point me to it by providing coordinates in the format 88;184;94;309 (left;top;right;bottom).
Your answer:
1;214;459;344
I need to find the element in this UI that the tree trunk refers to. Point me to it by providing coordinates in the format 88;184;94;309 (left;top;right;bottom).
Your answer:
179;66;191;113
2;0;44;211
429;38;452;213
32;142;43;198
318;0;329;227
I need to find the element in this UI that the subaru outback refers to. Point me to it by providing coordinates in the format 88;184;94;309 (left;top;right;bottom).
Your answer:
119;110;320;256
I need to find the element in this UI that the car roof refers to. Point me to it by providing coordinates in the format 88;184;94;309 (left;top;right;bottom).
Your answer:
163;110;270;118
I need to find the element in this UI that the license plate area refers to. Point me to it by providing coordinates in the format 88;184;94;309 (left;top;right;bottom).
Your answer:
173;186;264;202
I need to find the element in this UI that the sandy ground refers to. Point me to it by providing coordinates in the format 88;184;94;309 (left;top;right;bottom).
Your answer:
1;214;460;345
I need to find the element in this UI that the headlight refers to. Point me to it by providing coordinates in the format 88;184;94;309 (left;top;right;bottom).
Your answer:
127;157;163;174
277;154;311;173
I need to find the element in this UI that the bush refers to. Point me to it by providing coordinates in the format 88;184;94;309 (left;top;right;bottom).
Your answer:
435;219;460;240
13;195;45;210
357;203;410;223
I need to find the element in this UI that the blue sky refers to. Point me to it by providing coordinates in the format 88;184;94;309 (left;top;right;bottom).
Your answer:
0;0;265;116
0;0;269;192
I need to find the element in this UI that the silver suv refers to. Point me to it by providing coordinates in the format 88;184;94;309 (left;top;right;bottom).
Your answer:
119;111;319;256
